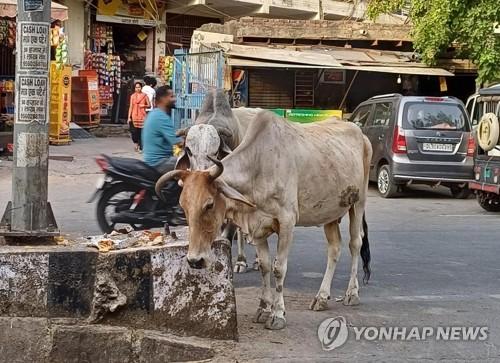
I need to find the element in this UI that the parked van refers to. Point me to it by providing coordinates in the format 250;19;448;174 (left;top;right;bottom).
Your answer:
468;86;500;212
349;94;474;198
465;84;500;127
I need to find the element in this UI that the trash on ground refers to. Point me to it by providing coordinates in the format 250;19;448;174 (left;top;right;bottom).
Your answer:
84;228;185;253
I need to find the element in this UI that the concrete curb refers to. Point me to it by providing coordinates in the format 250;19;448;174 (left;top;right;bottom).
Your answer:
0;318;215;363
0;237;237;341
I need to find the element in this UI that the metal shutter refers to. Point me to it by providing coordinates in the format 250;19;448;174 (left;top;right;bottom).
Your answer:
248;69;294;109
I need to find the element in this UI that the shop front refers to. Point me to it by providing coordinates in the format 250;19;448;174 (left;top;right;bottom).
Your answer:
224;44;464;120
78;0;165;123
0;0;69;148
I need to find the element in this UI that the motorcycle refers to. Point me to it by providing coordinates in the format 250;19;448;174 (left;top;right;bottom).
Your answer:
88;154;186;233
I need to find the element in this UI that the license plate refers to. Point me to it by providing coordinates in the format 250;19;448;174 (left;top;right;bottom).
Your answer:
422;143;453;152
96;176;105;189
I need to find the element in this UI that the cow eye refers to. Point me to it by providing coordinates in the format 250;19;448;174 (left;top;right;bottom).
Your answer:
203;198;214;211
185;147;192;157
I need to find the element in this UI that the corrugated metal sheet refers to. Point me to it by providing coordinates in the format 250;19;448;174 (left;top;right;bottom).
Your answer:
228;58;337;68
224;44;453;76
224;44;342;67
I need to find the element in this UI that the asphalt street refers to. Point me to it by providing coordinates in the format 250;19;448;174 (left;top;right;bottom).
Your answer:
0;136;499;361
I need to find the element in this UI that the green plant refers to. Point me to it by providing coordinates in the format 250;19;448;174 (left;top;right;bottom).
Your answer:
367;0;500;84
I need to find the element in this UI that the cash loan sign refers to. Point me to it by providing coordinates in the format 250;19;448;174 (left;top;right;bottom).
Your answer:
17;76;48;124
19;22;50;70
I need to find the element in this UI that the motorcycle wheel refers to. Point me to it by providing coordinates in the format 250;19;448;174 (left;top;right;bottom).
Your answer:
96;183;144;234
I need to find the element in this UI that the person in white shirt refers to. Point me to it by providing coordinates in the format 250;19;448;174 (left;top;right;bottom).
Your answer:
142;76;157;112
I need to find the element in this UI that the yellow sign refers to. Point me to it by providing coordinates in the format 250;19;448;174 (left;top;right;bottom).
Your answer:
49;62;72;144
97;0;122;16
97;0;165;20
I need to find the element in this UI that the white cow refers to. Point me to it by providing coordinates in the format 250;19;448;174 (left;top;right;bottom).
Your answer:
176;90;262;273
157;107;373;330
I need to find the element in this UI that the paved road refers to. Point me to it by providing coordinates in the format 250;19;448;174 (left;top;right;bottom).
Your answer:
1;137;499;361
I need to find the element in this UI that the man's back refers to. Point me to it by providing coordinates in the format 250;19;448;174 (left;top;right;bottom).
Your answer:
142;85;155;111
142;108;179;167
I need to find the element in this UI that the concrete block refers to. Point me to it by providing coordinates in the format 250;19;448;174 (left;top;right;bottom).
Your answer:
0;317;50;363
48;251;97;317
94;240;238;340
49;325;133;363
137;331;214;363
150;240;237;340
0;250;49;316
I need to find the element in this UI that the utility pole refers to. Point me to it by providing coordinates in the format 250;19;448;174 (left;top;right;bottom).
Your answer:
318;0;324;20
0;0;58;238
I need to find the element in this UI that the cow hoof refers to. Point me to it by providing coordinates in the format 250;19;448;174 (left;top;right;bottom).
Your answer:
252;261;260;271
309;296;329;311
265;315;287;330
252;308;271;324
233;261;247;274
342;292;360;306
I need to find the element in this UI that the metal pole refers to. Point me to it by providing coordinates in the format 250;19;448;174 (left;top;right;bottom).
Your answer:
0;0;58;237
318;0;324;20
339;70;359;110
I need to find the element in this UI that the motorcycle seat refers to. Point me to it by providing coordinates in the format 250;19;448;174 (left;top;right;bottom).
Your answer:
106;156;162;181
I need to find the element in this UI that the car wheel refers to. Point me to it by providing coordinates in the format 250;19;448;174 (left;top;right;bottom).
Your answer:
450;185;472;199
477;192;500;212
377;165;399;198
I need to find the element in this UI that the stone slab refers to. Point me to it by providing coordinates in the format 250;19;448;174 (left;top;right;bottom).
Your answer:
0;317;50;363
0;318;216;363
137;331;214;363
49;325;133;363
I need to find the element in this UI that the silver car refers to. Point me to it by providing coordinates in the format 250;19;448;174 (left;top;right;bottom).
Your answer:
349;94;474;198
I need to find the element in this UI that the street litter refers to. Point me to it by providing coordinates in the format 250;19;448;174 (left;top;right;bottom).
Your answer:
84;229;174;252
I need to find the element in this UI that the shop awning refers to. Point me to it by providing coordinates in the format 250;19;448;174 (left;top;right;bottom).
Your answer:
0;0;68;21
223;44;342;68
222;43;454;77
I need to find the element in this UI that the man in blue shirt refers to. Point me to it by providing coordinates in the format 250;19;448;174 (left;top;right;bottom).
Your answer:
142;85;185;224
142;85;182;173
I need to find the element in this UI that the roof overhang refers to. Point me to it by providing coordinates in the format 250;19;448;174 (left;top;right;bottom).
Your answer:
222;44;454;77
0;0;68;21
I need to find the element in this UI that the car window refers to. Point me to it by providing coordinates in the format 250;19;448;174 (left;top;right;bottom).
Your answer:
471;102;483;126
351;105;372;127
403;102;470;131
371;102;392;127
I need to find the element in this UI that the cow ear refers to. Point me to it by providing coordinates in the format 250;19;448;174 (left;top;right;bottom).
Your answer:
215;180;255;208
214;89;232;118
175;150;190;170
199;89;216;114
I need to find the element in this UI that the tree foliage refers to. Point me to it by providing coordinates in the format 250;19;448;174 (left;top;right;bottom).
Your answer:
367;0;500;84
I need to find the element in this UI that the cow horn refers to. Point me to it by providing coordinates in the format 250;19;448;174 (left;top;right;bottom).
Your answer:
207;155;223;180
176;127;190;137
155;170;186;197
217;127;232;139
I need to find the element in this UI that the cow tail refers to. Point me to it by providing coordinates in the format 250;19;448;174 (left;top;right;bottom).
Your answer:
360;213;371;284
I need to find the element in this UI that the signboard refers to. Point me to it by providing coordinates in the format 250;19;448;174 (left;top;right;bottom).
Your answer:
96;14;157;26
19;22;49;71
285;109;343;123
320;70;345;84
17;75;49;124
24;0;44;12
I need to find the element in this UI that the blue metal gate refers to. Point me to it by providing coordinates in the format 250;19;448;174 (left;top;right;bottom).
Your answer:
172;50;225;129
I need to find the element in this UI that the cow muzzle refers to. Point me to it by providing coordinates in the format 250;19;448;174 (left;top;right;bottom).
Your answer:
187;256;206;269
